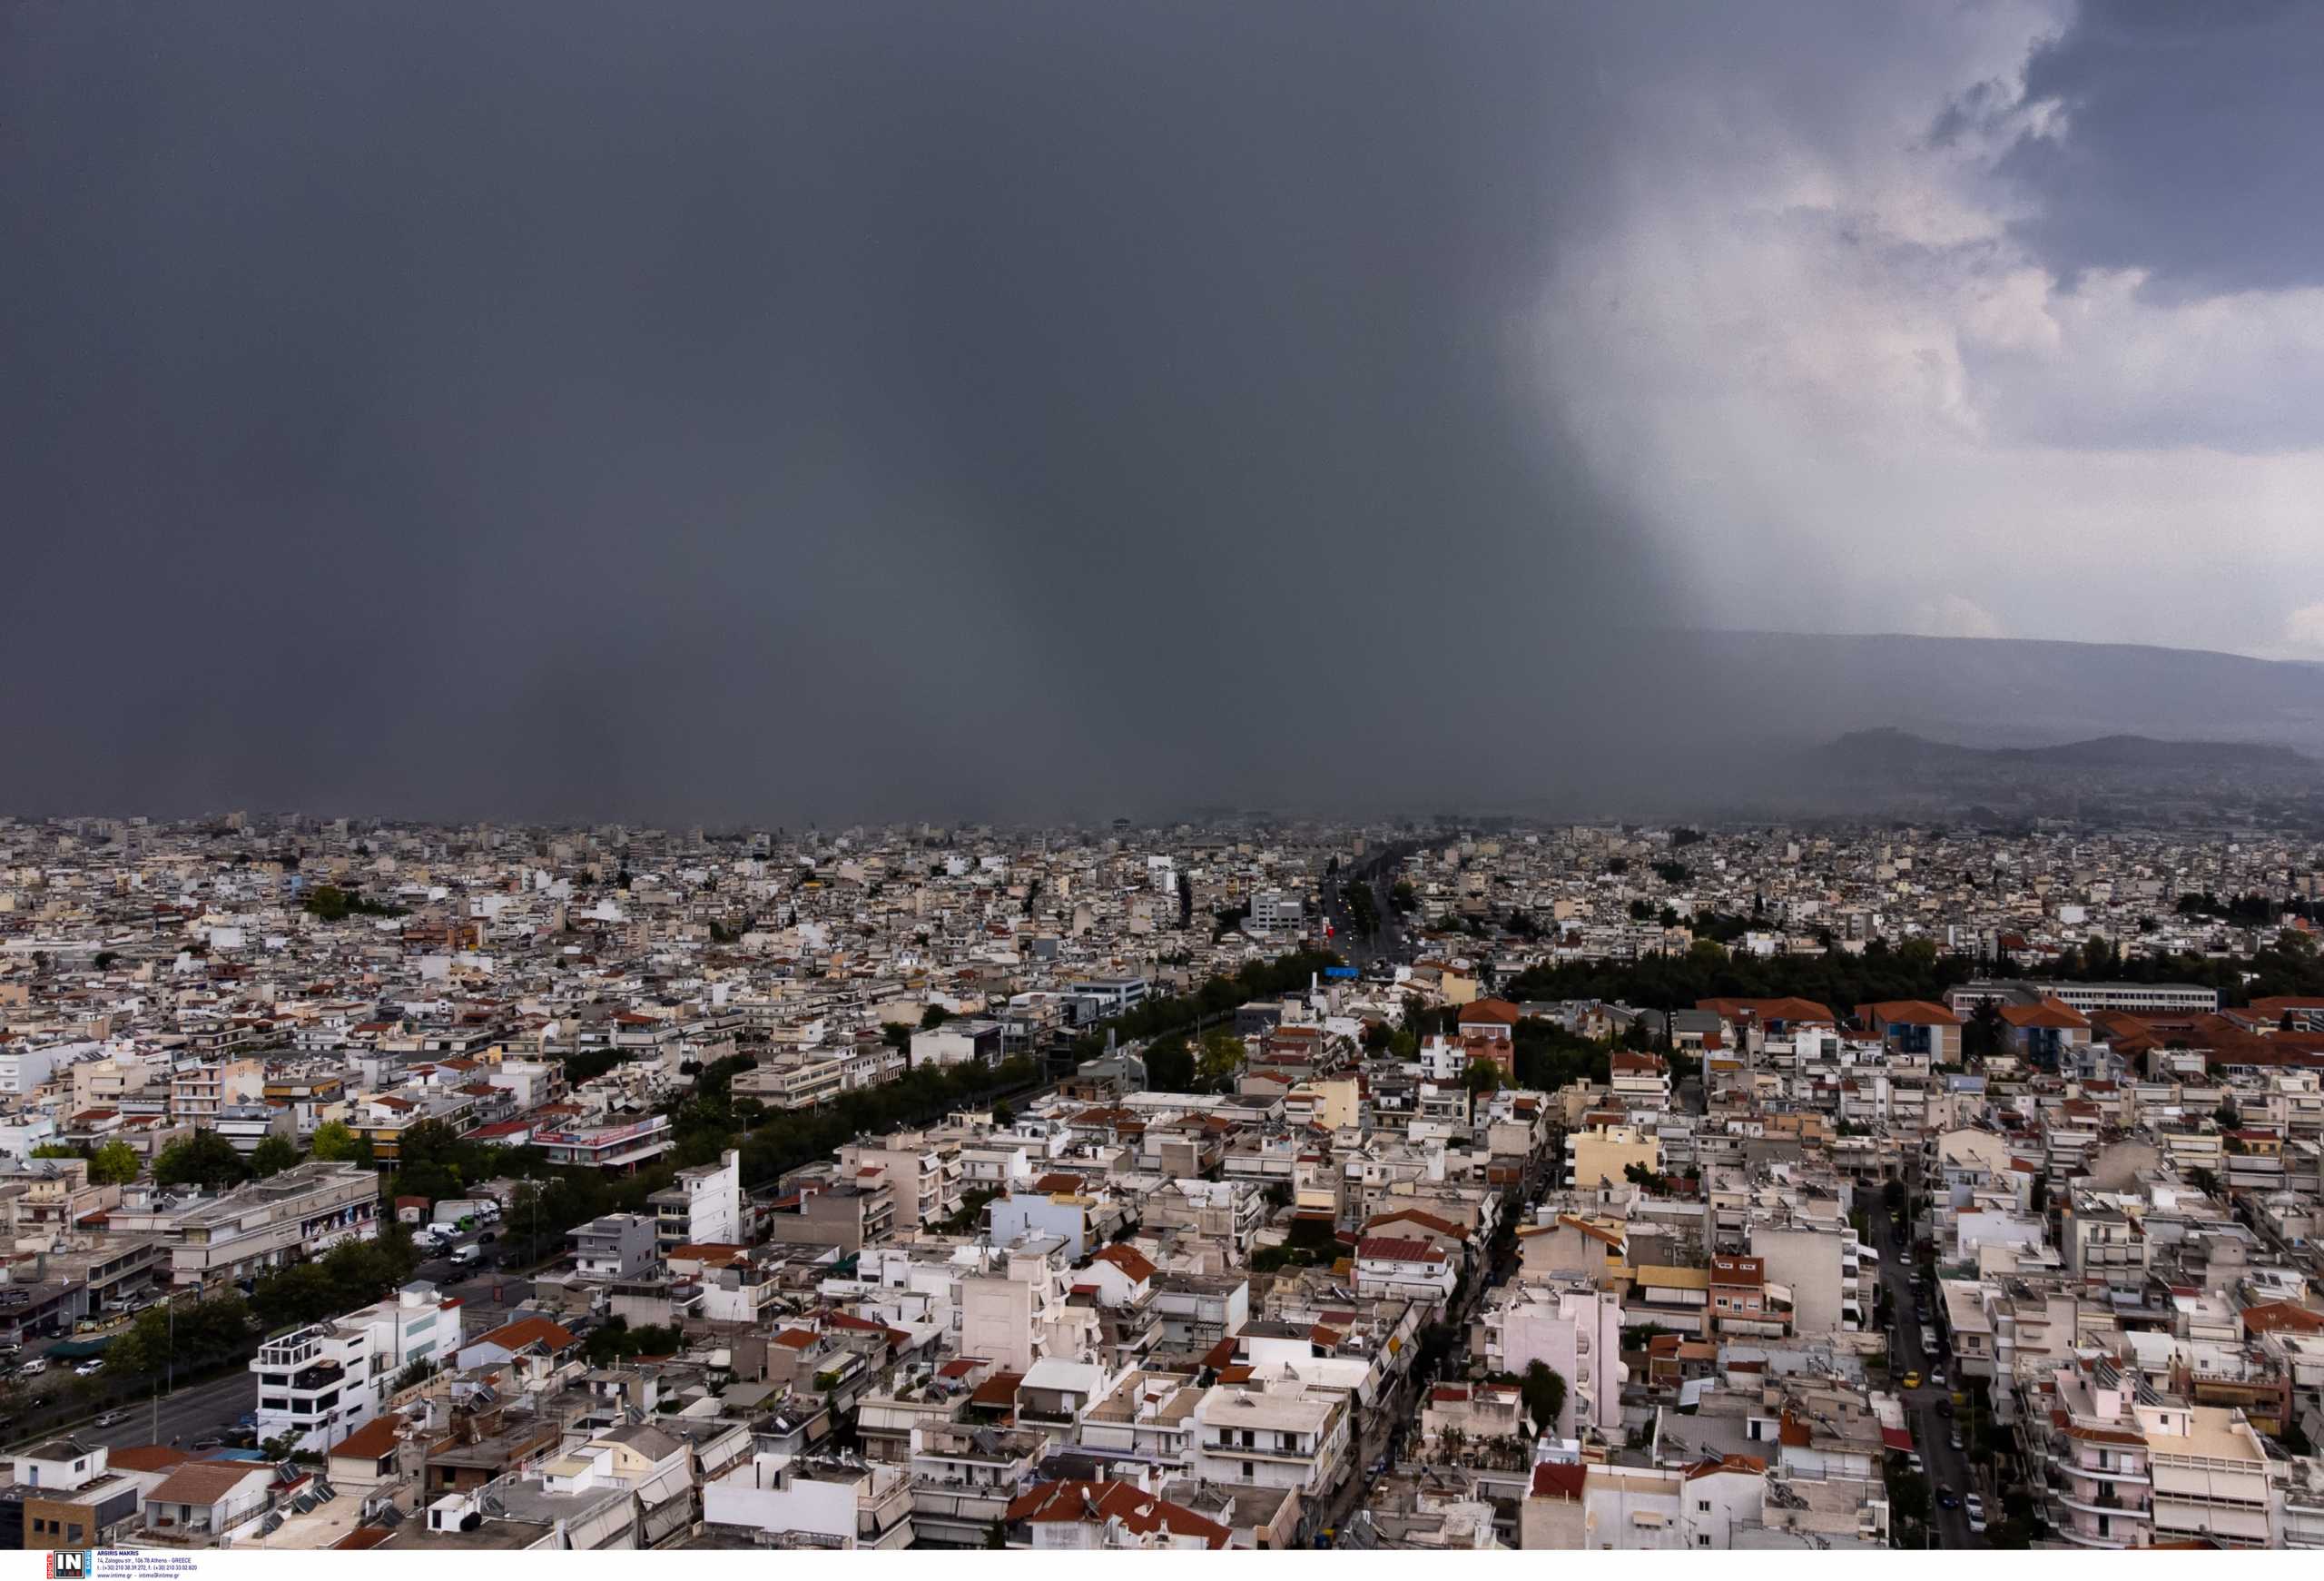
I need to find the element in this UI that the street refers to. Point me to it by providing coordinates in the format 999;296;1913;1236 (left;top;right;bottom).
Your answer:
84;1368;253;1453
1866;1186;1981;1549
1318;843;1422;968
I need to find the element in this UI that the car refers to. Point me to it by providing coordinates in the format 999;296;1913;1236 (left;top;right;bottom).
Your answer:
1901;1371;1921;1389
72;1360;103;1377
18;1358;46;1376
94;1410;129;1428
1936;1487;1961;1511
1935;1397;1955;1418
1965;1493;1986;1533
1906;1452;1925;1476
1949;1428;1965;1453
1929;1369;1948;1388
191;1436;223;1451
477;1230;497;1245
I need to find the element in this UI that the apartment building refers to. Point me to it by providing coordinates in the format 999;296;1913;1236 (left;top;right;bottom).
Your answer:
835;1132;963;1228
168;1056;263;1123
532;1112;673;1171
566;1212;658;1282
113;1161;379;1290
1191;1384;1350;1497
647;1148;742;1253
702;1453;914;1549
249;1283;461;1452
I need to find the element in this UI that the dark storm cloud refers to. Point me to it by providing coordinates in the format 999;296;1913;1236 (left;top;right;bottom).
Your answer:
1;4;1703;825
1995;0;2324;297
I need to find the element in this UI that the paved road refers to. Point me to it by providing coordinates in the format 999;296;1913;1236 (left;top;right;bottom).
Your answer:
1866;1188;1981;1549
1319;843;1423;967
64;1368;251;1453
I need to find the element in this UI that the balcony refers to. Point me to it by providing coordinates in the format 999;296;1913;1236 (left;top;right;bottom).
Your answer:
2050;1473;2147;1518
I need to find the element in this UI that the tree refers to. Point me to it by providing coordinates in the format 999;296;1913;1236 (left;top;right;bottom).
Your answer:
307;1121;363;1162
921;1004;952;1030
1886;1457;1931;1529
29;1142;81;1161
88;1140;141;1186
1963;999;2005;1062
1520;1361;1568;1435
251;1135;301;1178
1195;1029;1246;1092
153;1130;251;1191
1144;1035;1194;1091
1464;1059;1503;1096
990;1099;1015;1128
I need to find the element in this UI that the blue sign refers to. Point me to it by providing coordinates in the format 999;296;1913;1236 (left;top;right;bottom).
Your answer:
1324;966;1358;979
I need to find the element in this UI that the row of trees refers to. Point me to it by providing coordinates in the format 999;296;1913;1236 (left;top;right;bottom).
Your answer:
99;1231;422;1386
1505;926;2324;1015
36;1121;364;1195
300;884;407;922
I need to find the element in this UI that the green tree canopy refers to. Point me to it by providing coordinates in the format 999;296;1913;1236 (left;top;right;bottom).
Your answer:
1144;1035;1193;1091
88;1139;142;1186
1195;1029;1246;1092
307;1121;364;1162
251;1135;301;1178
153;1130;252;1191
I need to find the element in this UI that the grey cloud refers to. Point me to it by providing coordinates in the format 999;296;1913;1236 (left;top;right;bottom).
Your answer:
1;2;1715;825
1997;0;2324;297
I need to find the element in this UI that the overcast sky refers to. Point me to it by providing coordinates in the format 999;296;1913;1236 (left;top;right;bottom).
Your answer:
5;3;2321;822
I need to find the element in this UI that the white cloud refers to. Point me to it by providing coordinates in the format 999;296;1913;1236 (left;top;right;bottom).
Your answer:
2284;602;2324;655
1904;595;2004;640
1538;3;2324;659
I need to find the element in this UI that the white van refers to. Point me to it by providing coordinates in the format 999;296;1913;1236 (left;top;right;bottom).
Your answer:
449;1243;481;1270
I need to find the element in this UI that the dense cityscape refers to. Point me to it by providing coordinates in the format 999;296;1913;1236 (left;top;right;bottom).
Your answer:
13;1;2324;1574
0;811;2318;1549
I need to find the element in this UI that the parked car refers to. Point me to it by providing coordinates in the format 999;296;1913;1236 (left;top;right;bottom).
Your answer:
1929;1368;1948;1388
1935;1397;1954;1418
1949;1428;1965;1453
72;1359;103;1378
19;1358;47;1376
1905;1452;1925;1476
1965;1493;1986;1534
191;1436;223;1451
477;1230;497;1245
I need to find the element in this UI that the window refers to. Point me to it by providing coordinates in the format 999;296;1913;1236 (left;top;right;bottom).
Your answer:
1243;1462;1256;1480
1698;1501;1710;1512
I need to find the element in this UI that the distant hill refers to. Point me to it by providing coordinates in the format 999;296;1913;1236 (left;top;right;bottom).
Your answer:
1826;727;2313;773
1690;630;2324;756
